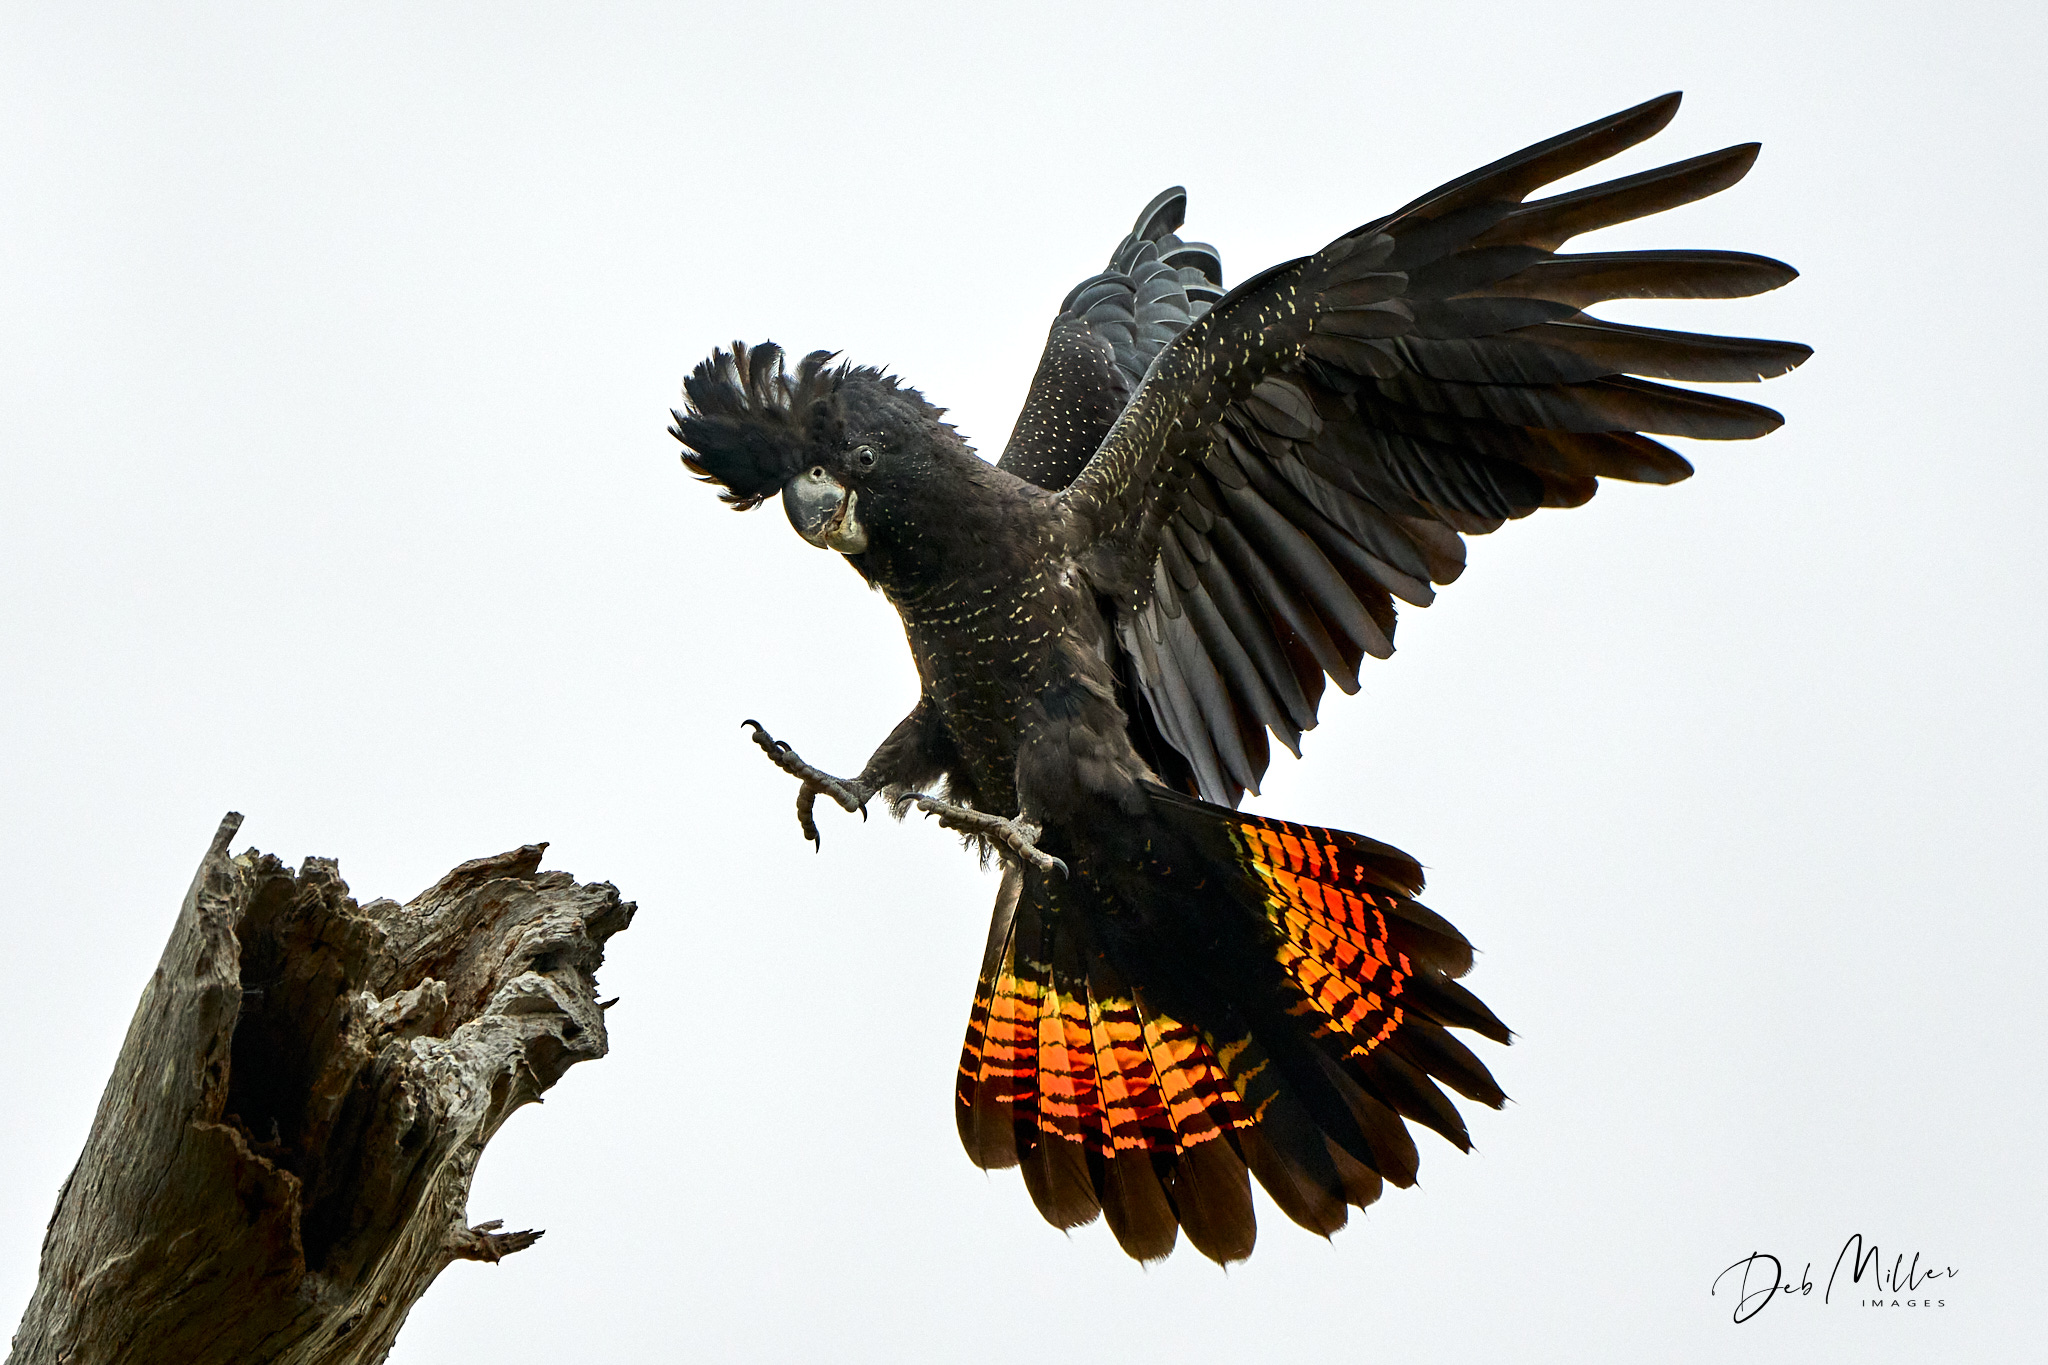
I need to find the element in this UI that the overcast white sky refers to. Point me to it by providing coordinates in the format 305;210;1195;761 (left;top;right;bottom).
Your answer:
2;3;2041;1361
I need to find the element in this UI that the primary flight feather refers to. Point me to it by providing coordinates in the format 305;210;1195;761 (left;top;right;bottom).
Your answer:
671;92;1807;1264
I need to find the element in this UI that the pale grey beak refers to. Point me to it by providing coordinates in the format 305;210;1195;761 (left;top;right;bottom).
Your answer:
782;466;868;553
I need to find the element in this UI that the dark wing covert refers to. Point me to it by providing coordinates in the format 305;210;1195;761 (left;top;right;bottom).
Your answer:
1054;92;1810;806
996;188;1224;492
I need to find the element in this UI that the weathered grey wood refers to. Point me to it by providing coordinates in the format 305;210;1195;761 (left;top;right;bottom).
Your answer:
8;813;635;1365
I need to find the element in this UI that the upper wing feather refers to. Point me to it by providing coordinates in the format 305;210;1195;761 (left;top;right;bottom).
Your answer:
1053;92;1810;806
997;188;1225;492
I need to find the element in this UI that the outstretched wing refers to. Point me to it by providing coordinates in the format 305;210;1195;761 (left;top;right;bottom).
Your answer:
1056;92;1810;806
996;188;1224;492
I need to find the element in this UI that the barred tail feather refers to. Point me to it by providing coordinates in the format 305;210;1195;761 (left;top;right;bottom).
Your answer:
951;785;1509;1265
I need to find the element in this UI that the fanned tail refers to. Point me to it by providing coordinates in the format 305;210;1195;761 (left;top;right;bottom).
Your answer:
954;785;1509;1264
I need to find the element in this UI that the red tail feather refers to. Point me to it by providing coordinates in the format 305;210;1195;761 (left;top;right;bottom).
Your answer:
952;789;1508;1264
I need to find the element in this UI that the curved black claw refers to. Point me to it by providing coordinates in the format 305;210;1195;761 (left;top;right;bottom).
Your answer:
897;791;1068;877
743;720;872;849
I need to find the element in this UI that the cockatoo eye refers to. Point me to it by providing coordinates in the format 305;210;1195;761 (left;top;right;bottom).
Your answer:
853;445;878;471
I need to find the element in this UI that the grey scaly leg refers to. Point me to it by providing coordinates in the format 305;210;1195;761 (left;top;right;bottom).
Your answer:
892;791;1068;877
742;720;873;848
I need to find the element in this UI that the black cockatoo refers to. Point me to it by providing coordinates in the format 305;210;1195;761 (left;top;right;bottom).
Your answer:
671;93;1807;1264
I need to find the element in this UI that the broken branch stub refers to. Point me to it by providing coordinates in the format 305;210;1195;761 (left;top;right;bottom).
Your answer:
8;813;635;1365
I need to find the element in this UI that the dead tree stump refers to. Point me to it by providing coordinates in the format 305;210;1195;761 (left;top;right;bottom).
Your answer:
7;813;635;1365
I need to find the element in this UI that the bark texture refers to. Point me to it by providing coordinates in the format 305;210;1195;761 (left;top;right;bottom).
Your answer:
8;813;635;1365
